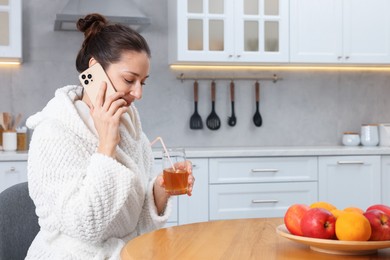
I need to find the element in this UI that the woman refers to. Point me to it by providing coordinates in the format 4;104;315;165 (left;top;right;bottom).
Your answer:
25;13;194;259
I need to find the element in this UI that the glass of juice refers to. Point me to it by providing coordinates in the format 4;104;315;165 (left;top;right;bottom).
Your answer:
162;148;189;195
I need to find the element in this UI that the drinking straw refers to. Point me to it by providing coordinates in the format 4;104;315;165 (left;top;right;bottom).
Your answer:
150;136;176;171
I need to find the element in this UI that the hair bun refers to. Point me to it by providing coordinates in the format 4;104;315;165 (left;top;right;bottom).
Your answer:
77;13;108;38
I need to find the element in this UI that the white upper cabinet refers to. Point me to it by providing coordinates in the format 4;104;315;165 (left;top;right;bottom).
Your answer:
290;0;390;64
0;0;22;63
168;0;289;64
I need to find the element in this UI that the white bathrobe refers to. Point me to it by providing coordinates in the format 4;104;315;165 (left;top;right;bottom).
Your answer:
25;85;171;259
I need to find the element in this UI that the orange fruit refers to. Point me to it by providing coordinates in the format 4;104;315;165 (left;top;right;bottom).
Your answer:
310;201;337;212
335;212;371;241
331;209;344;219
343;206;364;214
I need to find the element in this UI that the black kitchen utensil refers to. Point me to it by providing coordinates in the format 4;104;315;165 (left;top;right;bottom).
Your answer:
253;81;263;127
206;81;221;130
228;80;237;126
189;81;203;130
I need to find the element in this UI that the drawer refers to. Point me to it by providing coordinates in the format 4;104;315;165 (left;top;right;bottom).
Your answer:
209;157;317;184
0;161;28;193
209;182;318;220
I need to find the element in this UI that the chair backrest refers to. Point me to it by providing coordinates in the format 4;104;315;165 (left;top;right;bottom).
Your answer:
0;182;40;260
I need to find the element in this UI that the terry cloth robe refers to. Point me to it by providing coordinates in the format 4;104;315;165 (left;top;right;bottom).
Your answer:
25;85;171;259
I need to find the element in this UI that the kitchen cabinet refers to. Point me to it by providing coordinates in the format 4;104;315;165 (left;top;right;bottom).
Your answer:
178;158;209;225
318;156;381;210
0;160;27;193
168;0;289;64
209;157;318;220
290;0;390;64
0;0;22;62
381;156;390;205
154;158;209;226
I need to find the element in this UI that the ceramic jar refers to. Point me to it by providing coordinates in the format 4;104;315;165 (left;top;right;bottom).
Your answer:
2;131;17;151
361;124;379;146
342;132;360;146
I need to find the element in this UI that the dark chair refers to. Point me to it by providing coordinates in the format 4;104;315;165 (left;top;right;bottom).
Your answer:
0;182;40;260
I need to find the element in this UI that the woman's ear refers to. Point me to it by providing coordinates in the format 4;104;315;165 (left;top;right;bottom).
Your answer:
88;57;97;67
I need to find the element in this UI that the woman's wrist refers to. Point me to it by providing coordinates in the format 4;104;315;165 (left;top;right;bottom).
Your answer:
153;180;170;215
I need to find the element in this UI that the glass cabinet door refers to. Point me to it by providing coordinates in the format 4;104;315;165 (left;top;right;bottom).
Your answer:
171;0;288;63
0;0;22;62
235;0;288;62
177;0;235;62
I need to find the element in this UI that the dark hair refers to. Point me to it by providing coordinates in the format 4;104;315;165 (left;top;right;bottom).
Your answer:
75;13;151;72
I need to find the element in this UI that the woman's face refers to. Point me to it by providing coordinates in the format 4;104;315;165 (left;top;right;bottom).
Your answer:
103;50;150;107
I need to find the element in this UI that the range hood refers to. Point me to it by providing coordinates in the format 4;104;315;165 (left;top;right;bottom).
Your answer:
54;0;151;32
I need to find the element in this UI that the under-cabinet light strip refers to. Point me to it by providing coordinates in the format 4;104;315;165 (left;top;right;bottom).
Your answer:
170;64;390;72
0;61;21;66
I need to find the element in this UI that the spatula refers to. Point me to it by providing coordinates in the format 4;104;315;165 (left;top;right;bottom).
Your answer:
253;81;263;127
189;81;203;130
206;81;221;130
228;80;237;127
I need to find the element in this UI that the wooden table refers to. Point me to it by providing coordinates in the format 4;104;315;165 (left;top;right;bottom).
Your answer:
121;218;390;259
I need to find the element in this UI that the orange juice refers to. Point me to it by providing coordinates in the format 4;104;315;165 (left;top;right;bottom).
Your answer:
163;168;189;195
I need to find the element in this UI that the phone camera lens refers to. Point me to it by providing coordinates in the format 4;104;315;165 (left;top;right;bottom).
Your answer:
81;74;86;79
84;80;89;85
87;74;92;79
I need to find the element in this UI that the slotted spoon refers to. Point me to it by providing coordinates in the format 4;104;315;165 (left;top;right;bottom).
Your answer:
206;81;221;130
189;81;203;130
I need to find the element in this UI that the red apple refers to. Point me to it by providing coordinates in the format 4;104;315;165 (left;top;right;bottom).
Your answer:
284;204;310;236
300;208;336;239
366;204;390;217
363;209;390;241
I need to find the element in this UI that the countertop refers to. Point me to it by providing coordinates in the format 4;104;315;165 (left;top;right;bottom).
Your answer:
2;146;390;161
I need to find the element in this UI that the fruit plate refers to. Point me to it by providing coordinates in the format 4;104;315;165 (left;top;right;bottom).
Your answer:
276;224;390;255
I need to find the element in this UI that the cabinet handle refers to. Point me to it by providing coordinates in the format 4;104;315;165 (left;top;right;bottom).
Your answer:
228;54;233;58
6;167;16;173
236;55;241;58
337;161;365;165
337;56;342;60
251;169;279;173
252;199;278;204
345;56;350;60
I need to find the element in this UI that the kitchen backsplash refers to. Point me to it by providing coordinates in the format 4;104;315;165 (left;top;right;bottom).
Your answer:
1;0;390;148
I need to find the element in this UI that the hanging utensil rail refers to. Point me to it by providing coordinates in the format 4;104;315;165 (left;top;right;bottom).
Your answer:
177;73;281;83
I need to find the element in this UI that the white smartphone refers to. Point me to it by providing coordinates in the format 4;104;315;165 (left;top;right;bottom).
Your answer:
79;63;116;105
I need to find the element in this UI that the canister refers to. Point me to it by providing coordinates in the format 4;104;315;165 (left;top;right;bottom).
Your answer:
361;124;379;146
379;123;390;146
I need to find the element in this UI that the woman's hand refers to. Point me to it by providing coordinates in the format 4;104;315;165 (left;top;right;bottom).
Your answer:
153;160;195;215
174;160;195;196
90;82;128;158
158;160;195;196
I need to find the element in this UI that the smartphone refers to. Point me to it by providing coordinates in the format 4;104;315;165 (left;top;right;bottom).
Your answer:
79;63;116;105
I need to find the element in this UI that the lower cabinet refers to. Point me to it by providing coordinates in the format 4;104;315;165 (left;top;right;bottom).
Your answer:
154;157;209;226
318;156;381;210
381;156;390;205
1;152;388;225
178;158;209;225
209;182;317;220
209;156;318;219
0;160;27;193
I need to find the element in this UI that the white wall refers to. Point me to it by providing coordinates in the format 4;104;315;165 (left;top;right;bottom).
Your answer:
1;0;390;148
